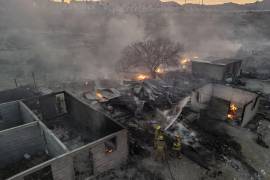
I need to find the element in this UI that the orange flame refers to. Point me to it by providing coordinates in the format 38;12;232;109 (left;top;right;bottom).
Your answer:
228;103;238;120
180;58;190;65
230;104;238;111
96;92;103;99
136;74;150;81
155;67;165;74
227;114;233;120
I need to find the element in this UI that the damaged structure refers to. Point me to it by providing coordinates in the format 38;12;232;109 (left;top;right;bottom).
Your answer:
191;83;260;127
0;91;128;180
192;58;242;81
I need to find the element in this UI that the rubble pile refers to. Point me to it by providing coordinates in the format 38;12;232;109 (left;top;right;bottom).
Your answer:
78;71;270;179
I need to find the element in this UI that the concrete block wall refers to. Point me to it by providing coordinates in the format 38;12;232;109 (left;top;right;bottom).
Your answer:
212;84;257;105
191;84;213;111
242;97;260;127
1;92;128;180
0;122;45;167
39;122;68;157
0;102;21;130
8;154;74;180
65;92;123;140
92;130;128;174
68;129;128;179
2;121;74;180
192;62;225;81
19;102;37;124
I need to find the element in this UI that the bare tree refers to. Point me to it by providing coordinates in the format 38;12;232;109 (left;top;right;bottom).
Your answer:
117;38;184;78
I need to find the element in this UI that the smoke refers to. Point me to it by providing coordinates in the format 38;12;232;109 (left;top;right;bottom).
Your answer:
0;1;269;89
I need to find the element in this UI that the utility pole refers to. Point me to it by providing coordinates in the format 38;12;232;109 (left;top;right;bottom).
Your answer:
185;0;187;5
14;78;18;87
32;72;37;89
201;0;204;5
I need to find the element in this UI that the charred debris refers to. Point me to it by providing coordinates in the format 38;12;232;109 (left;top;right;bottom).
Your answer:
79;69;268;179
1;58;270;180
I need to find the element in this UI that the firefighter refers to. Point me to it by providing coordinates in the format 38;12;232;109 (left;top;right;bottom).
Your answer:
155;135;167;161
154;125;162;148
172;134;182;159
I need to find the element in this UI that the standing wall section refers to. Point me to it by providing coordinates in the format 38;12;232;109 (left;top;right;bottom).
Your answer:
192;62;225;81
0;102;21;130
0;122;45;167
4;121;74;180
65;93;123;140
242;96;260;127
191;84;213;111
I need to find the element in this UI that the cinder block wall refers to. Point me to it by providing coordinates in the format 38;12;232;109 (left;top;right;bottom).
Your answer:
8;153;74;180
192;62;225;80
39;122;68;157
0;123;44;167
242;97;260;127
212;84;256;105
92;130;128;174
19;102;37;124
4;121;74;180
0;102;21;130
191;84;213;111
65;93;123;140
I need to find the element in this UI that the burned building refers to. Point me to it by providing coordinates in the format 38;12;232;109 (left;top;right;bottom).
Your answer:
0;91;128;180
192;58;242;81
0;86;41;104
191;84;260;127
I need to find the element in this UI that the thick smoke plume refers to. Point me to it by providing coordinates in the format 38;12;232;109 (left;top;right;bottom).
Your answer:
0;1;269;89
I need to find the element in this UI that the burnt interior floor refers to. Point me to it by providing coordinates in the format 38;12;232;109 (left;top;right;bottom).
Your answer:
44;115;96;150
0;151;51;179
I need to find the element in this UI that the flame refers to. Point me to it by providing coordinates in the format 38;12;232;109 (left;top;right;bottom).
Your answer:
106;149;113;153
227;103;238;120
227;114;233;120
155;67;165;74
96;92;103;99
230;104;238;111
136;74;150;81
180;58;190;65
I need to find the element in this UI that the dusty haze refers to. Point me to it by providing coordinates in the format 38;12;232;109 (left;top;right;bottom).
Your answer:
0;1;269;89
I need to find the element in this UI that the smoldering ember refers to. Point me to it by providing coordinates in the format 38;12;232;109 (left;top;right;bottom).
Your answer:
0;1;270;180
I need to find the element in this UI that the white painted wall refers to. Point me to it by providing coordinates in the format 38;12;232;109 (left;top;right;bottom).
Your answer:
212;84;256;105
191;84;213;111
242;97;260;127
191;83;259;126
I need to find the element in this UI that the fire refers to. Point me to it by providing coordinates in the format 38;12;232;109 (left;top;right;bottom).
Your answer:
136;74;150;81
180;58;190;65
96;92;103;99
230;104;238;111
227;103;238;120
155;67;165;74
227;114;233;120
179;57;191;70
106;149;113;154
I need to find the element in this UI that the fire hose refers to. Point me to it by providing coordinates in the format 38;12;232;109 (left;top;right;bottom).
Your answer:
165;150;176;180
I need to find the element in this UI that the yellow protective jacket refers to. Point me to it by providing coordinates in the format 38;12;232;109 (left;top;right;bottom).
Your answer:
156;140;166;151
172;141;181;151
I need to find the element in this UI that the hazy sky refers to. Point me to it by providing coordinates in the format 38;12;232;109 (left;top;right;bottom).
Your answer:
161;0;258;5
58;0;260;5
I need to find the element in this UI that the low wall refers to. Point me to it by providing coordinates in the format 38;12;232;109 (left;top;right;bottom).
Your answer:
0;102;21;130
